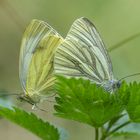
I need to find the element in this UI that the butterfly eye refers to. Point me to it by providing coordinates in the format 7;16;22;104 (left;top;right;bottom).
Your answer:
116;81;121;88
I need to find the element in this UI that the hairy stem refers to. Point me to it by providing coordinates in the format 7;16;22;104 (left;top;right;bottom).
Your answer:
100;120;130;140
100;127;106;140
95;128;99;140
107;120;130;136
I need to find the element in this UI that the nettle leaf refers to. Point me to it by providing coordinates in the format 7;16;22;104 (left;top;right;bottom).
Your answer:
0;106;59;140
54;76;124;127
125;82;140;122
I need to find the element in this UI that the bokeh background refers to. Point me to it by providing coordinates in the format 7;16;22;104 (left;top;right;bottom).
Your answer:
0;0;140;140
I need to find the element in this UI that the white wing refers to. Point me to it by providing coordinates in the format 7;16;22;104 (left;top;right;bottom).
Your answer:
19;19;61;93
54;17;114;84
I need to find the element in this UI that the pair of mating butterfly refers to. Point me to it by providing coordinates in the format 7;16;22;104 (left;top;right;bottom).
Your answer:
18;17;122;106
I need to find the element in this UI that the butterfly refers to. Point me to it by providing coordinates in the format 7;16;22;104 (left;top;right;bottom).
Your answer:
19;19;63;105
54;17;121;92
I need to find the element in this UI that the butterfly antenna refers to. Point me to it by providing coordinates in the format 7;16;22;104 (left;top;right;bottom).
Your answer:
0;93;20;98
119;72;140;82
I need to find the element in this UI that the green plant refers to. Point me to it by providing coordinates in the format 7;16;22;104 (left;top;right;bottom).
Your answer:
54;76;140;140
1;77;140;140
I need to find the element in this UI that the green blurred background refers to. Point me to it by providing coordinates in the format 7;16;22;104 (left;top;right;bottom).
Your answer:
0;0;140;140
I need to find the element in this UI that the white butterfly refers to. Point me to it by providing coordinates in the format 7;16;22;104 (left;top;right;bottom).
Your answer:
19;19;63;105
54;17;121;92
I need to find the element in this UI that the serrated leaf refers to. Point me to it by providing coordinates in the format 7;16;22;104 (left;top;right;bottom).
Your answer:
54;76;124;127
0;106;59;140
125;82;140;122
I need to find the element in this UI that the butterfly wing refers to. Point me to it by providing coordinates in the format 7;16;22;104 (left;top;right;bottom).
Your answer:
19;20;63;101
54;17;114;84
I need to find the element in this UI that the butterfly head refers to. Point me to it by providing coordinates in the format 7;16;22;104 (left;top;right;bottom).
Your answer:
103;80;121;93
17;93;40;106
17;94;47;112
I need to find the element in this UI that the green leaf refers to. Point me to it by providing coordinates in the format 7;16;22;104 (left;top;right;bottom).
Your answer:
54;76;124;127
125;82;140;122
0;106;59;140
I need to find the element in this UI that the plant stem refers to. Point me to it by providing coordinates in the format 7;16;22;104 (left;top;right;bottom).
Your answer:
107;120;130;136
108;32;140;52
100;120;130;140
95;128;99;140
100;135;106;140
106;113;126;134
